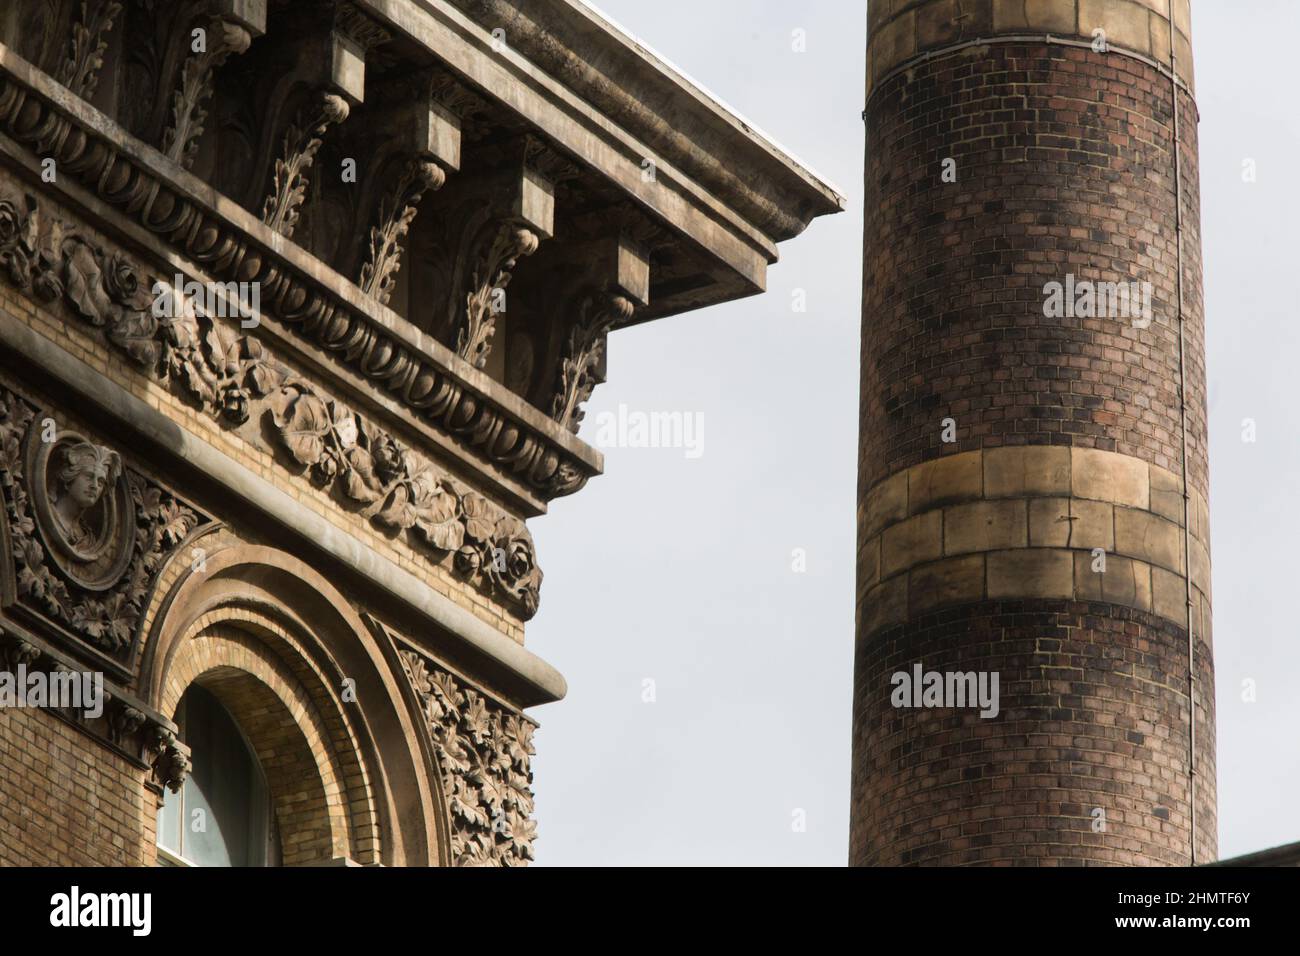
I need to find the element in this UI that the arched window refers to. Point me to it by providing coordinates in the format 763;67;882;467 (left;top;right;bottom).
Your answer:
156;684;280;866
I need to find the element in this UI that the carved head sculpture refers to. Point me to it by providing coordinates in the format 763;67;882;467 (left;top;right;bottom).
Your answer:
52;441;121;550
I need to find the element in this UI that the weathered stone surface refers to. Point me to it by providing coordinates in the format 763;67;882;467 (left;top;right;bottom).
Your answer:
984;446;1071;498
908;554;985;614
908;451;982;514
864;471;908;539
986;549;1074;599
1073;448;1150;510
863;575;909;636
1152;565;1188;622
1115;507;1184;574
1080;0;1154;54
882;511;943;578
944;499;1027;555
1150;464;1186;524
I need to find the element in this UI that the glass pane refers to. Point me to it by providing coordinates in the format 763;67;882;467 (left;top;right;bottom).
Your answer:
162;684;273;867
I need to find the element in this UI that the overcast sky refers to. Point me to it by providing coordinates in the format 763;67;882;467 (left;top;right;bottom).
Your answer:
526;0;1298;866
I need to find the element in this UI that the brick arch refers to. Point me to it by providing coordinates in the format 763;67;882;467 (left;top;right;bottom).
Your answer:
141;540;446;866
160;625;358;865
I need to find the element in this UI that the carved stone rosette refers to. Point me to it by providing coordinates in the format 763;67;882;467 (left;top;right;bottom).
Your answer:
398;647;537;866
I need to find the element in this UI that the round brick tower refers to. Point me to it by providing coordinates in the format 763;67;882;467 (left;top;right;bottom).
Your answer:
853;0;1214;865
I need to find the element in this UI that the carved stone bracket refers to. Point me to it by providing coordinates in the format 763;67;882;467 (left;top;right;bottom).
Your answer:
261;91;351;238
57;0;123;100
149;726;192;793
545;233;649;432
161;4;265;169
457;221;540;369
395;645;537;866
358;158;445;304
550;291;633;433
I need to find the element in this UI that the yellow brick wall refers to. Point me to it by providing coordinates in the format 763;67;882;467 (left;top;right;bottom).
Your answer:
0;706;156;866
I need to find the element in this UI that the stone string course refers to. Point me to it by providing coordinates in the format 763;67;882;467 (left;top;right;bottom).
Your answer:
858;447;1210;637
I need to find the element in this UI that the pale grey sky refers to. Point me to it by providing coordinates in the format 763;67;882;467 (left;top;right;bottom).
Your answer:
527;0;1298;865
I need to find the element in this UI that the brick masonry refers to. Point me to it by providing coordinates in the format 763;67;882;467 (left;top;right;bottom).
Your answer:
0;707;155;866
855;1;1213;865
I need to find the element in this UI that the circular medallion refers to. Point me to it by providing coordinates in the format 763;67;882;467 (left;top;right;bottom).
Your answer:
25;428;134;592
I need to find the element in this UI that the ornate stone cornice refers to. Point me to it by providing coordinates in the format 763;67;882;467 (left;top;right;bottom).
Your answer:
0;45;600;506
0;196;544;620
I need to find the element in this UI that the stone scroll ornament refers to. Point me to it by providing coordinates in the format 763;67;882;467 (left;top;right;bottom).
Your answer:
0;391;204;656
457;222;541;370
358;159;446;305
58;0;124;100
261;94;351;239
161;15;254;169
551;291;634;434
0;189;543;619
398;648;537;866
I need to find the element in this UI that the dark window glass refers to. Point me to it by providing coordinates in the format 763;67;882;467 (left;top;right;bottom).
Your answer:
157;685;278;866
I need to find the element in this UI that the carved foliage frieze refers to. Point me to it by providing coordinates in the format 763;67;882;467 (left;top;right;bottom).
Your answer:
0;389;207;659
398;647;537;866
0;185;542;619
267;381;542;617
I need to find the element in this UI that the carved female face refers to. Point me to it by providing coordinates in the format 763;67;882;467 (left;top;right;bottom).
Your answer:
58;442;116;513
66;466;106;509
26;429;134;592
